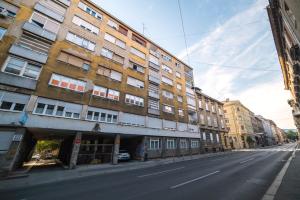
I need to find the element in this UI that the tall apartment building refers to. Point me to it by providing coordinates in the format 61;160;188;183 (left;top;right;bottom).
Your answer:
0;0;210;173
267;0;300;134
223;100;254;149
194;88;230;151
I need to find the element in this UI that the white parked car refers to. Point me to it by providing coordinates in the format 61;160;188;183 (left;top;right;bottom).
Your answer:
32;154;41;161
118;150;130;161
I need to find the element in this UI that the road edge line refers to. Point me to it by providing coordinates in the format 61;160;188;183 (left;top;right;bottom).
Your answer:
261;144;297;200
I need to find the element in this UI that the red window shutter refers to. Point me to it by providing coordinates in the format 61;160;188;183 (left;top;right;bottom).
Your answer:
51;79;59;86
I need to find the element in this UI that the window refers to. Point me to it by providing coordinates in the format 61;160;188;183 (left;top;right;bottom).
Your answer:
149;55;159;66
130;47;146;59
0;27;7;40
149;139;160;150
0;101;25;112
34;103;80;119
186;86;194;95
97;66;122;81
57;51;91;70
92;85;107;98
86;110;118;123
177;96;183;103
202;132;206;140
206;102;209;111
180;139;188;149
104;33;126;49
191;140;199;148
92;85;120;101
107;89;120;101
162;76;173;86
210;133;213;141
178;109;184;117
148;84;159;98
127;76;144;89
241;125;244;130
162;54;172;62
30;12;60;34
176;71;181;78
213;118;218;127
2;56;42;80
66;32;95;51
0;1;19;18
148;99;159;110
220;119;225;128
187;95;196;107
78;2;103;20
125;94;144;107
200;114;205;124
218;107;223;115
162;90;173;99
49;74;86;92
198;99;202;109
177;83;182;90
162;64;172;74
129;61;145;73
72;16;99;35
107;19;118;30
162;105;174;114
175;62;181;68
167;139;176;149
211;104;215;113
132;33;146;47
118;25;128;36
207;116;212;126
216;134;220;143
101;48;124;64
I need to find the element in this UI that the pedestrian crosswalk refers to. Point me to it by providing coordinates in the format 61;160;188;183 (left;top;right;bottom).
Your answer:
233;144;298;152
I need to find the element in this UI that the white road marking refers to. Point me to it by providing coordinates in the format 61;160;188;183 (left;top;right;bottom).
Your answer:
239;157;255;164
170;170;220;189
137;167;185;178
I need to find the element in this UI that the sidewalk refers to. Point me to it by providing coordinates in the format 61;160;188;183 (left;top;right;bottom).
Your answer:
274;145;300;200
0;151;233;191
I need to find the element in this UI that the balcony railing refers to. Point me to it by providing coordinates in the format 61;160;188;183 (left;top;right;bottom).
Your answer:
23;22;56;41
34;3;64;22
148;75;160;85
149;61;160;71
9;44;48;64
148;108;160;115
148;91;159;99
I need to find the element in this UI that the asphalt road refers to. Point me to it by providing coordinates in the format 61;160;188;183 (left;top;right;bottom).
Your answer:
0;143;296;200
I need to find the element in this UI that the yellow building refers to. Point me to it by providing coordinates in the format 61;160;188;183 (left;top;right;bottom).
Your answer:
223;100;254;149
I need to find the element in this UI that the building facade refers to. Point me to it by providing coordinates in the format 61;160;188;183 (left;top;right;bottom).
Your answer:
267;0;300;134
194;88;230;152
223;100;254;149
0;0;207;174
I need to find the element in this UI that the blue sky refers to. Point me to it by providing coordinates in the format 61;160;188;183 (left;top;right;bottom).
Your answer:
92;0;294;128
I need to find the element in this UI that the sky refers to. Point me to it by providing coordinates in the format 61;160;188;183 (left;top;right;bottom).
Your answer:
92;0;295;129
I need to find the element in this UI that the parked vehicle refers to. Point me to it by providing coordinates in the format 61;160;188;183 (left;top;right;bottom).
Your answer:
32;154;41;161
118;150;130;161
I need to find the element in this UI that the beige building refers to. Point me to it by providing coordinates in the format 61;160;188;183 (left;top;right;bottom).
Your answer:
223;100;254;149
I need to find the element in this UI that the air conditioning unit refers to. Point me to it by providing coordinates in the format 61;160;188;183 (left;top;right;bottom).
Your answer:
0;8;8;18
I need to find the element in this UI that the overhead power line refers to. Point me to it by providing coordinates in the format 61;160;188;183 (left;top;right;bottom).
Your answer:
194;61;281;72
177;0;190;65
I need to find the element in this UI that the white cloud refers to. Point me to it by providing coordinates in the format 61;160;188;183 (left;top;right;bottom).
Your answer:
178;0;295;128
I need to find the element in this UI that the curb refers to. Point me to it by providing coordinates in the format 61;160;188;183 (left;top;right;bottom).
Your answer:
261;144;298;200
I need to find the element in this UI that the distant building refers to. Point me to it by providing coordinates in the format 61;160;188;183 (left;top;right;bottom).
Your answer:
194;88;230;152
222;100;255;149
267;0;300;134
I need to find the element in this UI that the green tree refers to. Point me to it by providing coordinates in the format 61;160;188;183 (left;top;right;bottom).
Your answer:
36;140;60;153
286;130;298;140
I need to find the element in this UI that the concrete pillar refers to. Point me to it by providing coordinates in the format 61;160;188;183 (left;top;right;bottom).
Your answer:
112;134;120;165
25;95;38;112
69;132;82;169
176;138;180;157
161;137;166;158
141;136;148;161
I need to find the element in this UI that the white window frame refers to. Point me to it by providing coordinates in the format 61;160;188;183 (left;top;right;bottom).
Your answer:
125;94;144;107
72;15;99;35
162;90;174;99
29;12;60;34
180;139;188;149
78;2;103;20
49;73;86;93
191;140;199;148
162;104;174;114
66;32;95;51
162;64;172;74
1;56;42;80
166;139;176;149
149;139;160;150
104;33;126;49
0;27;7;40
33;102;80;119
130;47;146;59
127;76;144;89
162;76;173;86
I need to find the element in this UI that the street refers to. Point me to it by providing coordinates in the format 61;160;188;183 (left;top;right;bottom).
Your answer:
0;143;296;200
